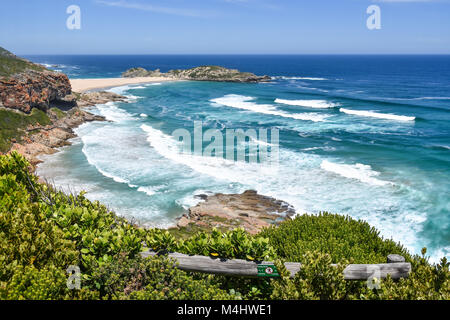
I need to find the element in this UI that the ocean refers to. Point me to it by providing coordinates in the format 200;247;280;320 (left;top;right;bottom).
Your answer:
26;55;450;261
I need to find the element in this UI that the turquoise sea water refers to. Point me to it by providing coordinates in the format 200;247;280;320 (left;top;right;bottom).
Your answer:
27;55;450;261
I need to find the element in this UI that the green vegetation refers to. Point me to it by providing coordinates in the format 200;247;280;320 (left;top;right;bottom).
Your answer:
0;47;46;78
0;108;51;152
260;213;411;264
49;107;66;120
0;152;448;300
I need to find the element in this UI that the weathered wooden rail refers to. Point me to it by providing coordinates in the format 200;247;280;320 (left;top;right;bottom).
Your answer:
141;251;411;280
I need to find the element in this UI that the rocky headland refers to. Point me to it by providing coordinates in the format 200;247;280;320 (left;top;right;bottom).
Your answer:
122;65;271;83
6;91;128;168
174;190;295;234
0;46;128;167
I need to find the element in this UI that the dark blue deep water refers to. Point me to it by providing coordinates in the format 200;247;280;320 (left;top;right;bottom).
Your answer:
26;55;450;261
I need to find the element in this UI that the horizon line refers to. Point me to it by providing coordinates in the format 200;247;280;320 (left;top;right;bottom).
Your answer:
21;53;450;56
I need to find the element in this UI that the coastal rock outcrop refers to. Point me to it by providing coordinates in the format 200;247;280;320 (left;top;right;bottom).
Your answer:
6;91;127;167
9;107;105;167
122;65;271;83
176;190;295;234
75;91;128;108
0;70;75;113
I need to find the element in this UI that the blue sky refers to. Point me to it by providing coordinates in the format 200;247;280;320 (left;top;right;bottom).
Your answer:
1;0;449;54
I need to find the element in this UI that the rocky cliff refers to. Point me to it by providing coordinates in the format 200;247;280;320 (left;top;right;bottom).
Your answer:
0;47;76;113
122;65;271;83
0;47;127;159
0;70;75;113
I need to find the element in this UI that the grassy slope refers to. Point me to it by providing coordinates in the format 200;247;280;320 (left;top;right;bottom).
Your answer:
0;47;46;78
0;109;51;153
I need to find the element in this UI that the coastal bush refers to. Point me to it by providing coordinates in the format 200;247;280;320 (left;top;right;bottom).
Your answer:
89;253;232;300
146;227;275;261
259;212;410;264
271;251;349;300
360;250;450;300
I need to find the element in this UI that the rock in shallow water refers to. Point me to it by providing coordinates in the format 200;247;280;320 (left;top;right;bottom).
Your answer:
176;190;295;234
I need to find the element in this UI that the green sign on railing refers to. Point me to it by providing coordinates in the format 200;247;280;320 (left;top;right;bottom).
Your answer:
257;264;279;277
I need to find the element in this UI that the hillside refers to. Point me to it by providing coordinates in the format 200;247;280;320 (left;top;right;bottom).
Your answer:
0;47;46;78
0;47;124;157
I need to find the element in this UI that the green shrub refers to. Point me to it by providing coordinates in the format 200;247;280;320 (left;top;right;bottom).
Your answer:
86;253;231;300
146;227;275;261
260;213;410;264
361;251;450;300
271;251;349;300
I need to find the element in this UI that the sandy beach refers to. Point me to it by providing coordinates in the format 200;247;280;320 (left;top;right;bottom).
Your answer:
70;76;176;92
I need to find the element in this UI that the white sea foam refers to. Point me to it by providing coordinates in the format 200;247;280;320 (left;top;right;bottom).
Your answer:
275;76;328;81
107;85;143;102
140;113;148;118
137;186;156;196
140;124;269;180
175;189;214;210
96;167;130;184
95;102;137;122
413;96;450;100
249;136;276;147
107;85;132;95
340;108;415;122
384;96;450;101
320;160;392;186
211;95;328;122
295;85;329;93
275;99;339;109
302;146;336;152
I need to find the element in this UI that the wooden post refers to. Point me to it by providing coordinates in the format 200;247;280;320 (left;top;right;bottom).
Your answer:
141;251;411;280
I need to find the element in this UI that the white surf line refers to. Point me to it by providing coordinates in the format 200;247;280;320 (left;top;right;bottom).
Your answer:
275;98;339;109
320;160;392;187
211;95;328;122
339;108;415;122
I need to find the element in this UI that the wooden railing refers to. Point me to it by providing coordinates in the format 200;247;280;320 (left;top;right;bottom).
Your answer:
141;251;411;280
